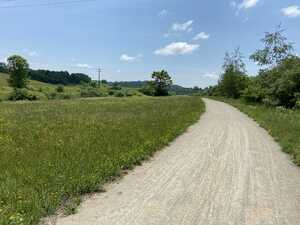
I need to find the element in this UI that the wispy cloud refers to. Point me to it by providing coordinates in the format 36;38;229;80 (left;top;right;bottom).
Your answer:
231;0;259;14
158;9;168;17
28;51;38;57
282;5;300;18
193;32;210;41
120;54;142;62
203;72;219;80
172;20;194;32
154;42;199;56
239;0;259;10
0;56;7;62
76;63;92;69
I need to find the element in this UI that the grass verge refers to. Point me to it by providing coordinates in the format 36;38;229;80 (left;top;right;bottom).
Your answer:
0;96;204;225
211;97;300;166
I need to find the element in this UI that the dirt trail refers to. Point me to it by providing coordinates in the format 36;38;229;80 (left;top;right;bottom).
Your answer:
45;99;300;225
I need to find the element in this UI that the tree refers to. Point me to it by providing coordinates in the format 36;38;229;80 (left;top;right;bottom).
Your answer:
218;48;249;98
0;62;8;73
223;47;246;73
250;25;294;67
151;70;173;96
7;55;29;89
140;81;156;96
244;56;300;107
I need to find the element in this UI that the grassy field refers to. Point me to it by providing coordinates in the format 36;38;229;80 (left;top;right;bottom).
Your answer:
0;73;80;100
0;73;140;101
0;96;204;225
212;97;300;166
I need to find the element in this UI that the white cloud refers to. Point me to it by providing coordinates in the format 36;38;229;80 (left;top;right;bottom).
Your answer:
0;57;7;62
163;33;171;38
172;20;194;32
239;0;259;10
203;72;219;80
230;1;237;9
28;51;38;57
282;5;300;18
193;32;210;41
158;9;168;17
154;42;199;56
116;69;121;73
76;63;92;69
120;54;142;62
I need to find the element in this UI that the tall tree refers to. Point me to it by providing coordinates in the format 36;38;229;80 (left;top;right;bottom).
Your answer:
7;55;29;89
151;70;173;96
218;48;248;98
250;25;294;67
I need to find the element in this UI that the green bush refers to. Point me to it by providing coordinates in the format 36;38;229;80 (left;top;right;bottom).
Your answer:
56;85;65;93
80;88;102;98
111;84;122;90
8;88;38;101
295;100;300;110
108;90;115;96
140;81;156;96
46;92;73;100
114;91;125;97
125;89;136;97
245;56;300;108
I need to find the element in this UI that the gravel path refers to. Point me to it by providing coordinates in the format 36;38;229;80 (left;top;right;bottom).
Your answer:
46;98;300;225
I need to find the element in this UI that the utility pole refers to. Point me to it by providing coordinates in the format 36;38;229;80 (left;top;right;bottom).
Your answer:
97;68;101;86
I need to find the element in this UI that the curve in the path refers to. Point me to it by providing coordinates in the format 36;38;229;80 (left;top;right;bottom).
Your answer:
46;98;300;225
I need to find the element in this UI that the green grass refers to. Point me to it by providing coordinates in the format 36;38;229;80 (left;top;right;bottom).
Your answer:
0;73;135;101
0;96;204;225
212;97;300;166
0;73;82;100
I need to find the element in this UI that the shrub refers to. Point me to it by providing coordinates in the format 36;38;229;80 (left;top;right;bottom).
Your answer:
114;91;125;97
111;84;122;90
56;85;65;93
8;88;38;101
47;92;58;100
46;92;72;100
90;81;97;88
247;56;300;108
125;89;136;97
80;88;102;98
61;93;72;100
295;100;300;110
108;90;115;96
140;81;156;96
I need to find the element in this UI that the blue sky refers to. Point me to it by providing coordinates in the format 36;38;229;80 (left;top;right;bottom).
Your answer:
0;0;300;87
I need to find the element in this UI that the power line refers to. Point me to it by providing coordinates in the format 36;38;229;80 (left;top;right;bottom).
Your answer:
0;0;96;9
97;67;101;85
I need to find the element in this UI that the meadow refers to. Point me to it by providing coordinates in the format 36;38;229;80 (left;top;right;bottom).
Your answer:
0;96;204;225
0;73;140;101
212;97;300;166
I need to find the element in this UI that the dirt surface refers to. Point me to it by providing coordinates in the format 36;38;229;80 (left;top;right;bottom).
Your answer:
44;99;300;225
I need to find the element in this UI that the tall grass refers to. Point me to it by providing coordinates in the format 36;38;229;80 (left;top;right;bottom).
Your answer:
212;97;300;166
0;96;204;225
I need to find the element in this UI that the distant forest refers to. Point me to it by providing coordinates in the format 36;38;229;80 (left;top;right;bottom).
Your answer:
29;70;91;85
109;81;200;95
1;62;200;95
0;62;91;85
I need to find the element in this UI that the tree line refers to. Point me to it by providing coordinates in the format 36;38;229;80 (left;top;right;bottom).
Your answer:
204;26;300;109
29;69;91;85
0;60;91;85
